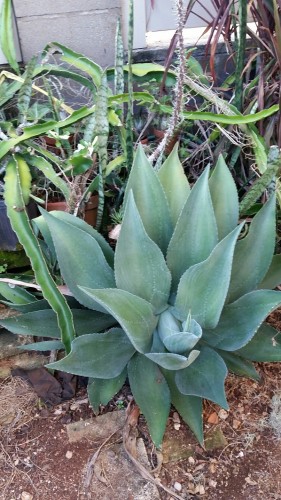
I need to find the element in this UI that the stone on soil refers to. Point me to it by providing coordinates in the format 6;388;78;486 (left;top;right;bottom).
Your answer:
67;410;126;443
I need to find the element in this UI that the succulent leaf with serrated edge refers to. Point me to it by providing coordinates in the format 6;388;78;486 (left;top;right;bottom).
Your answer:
2;144;281;448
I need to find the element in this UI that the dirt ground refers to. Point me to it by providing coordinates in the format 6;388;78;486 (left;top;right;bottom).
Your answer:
1;311;281;500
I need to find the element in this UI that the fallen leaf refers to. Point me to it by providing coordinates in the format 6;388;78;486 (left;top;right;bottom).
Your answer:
207;412;219;424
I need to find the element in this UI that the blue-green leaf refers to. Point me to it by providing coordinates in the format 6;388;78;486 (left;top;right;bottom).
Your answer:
175;346;228;409
124;146;173;253
227;195;276;303
19;340;64;351
42;210;115;310
128;354;171;447
175;224;243;328
163;369;203;445
79;287;157;353
115;191;171;312
145;350;199;370
0;282;37;304
236;323;281;361
203;290;281;350
47;328;135;378
217;350;260;380
209;155;239;240
88;369;127;413
157;309;202;353
258;254;281;289
167;166;218;289
43;210;114;268
0;308;116;338
157;144;190;226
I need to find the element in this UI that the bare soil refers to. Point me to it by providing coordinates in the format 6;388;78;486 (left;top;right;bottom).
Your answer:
1;309;281;499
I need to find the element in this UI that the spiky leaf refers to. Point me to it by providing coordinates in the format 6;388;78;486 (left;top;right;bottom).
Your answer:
157;144;190;226
79;287;157;353
167;167;218;288
236;323;281;361
47;328;135;378
175;224;243;328
203;290;281;350
209;155;239;239
145;350;200;370
227;196;276;303
42;210;115;310
128;354;171;447
88;369;127;413
115;192;171;312
258;254;281;289
163;369;203;444
0;309;116;338
217;350;260;380
175;346;228;409
124;146;173;253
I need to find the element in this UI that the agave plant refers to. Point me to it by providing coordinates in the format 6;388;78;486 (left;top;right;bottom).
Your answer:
2;145;281;447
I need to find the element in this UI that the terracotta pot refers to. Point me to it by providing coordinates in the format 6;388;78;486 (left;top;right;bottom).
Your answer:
47;195;99;227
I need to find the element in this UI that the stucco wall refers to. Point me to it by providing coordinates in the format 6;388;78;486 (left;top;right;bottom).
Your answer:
13;0;121;66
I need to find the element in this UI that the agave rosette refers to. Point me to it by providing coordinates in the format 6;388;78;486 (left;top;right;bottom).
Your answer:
2;145;281;446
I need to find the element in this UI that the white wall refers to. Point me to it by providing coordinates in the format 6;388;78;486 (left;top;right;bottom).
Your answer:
0;0;21;64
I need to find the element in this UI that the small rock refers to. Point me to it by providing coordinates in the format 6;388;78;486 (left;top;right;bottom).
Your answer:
188;456;195;465
194;484;205;495
67;410;126;443
218;409;229;420
232;419;241;429
174;482;182;492
21;493;33;500
209;479;217;488
245;476;257;486
205;427;227;450
65;450;73;459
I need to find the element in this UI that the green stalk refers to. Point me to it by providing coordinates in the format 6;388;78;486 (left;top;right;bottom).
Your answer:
4;157;75;353
125;0;134;171
234;0;247;110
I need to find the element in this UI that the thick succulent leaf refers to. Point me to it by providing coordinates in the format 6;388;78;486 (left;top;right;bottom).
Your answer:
167;166;218;289
258;254;281;289
87;369;127;413
157;309;202;353
124;145;173;253
32;215;56;260
209;155;239;240
115;192;171;312
47;210;114;268
0;282;37;304
175;224;243;328
163;369;203;445
157;144;190;226
47;329;135;378
19;340;64;351
79;287;157;353
227;195;276;303
128;354;171;447
217;350;260;380
236;323;281;361
145;350;200;370
0;309;116;338
175;346;228;409
203;290;281;351
42;210;115;310
0;299;51;313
